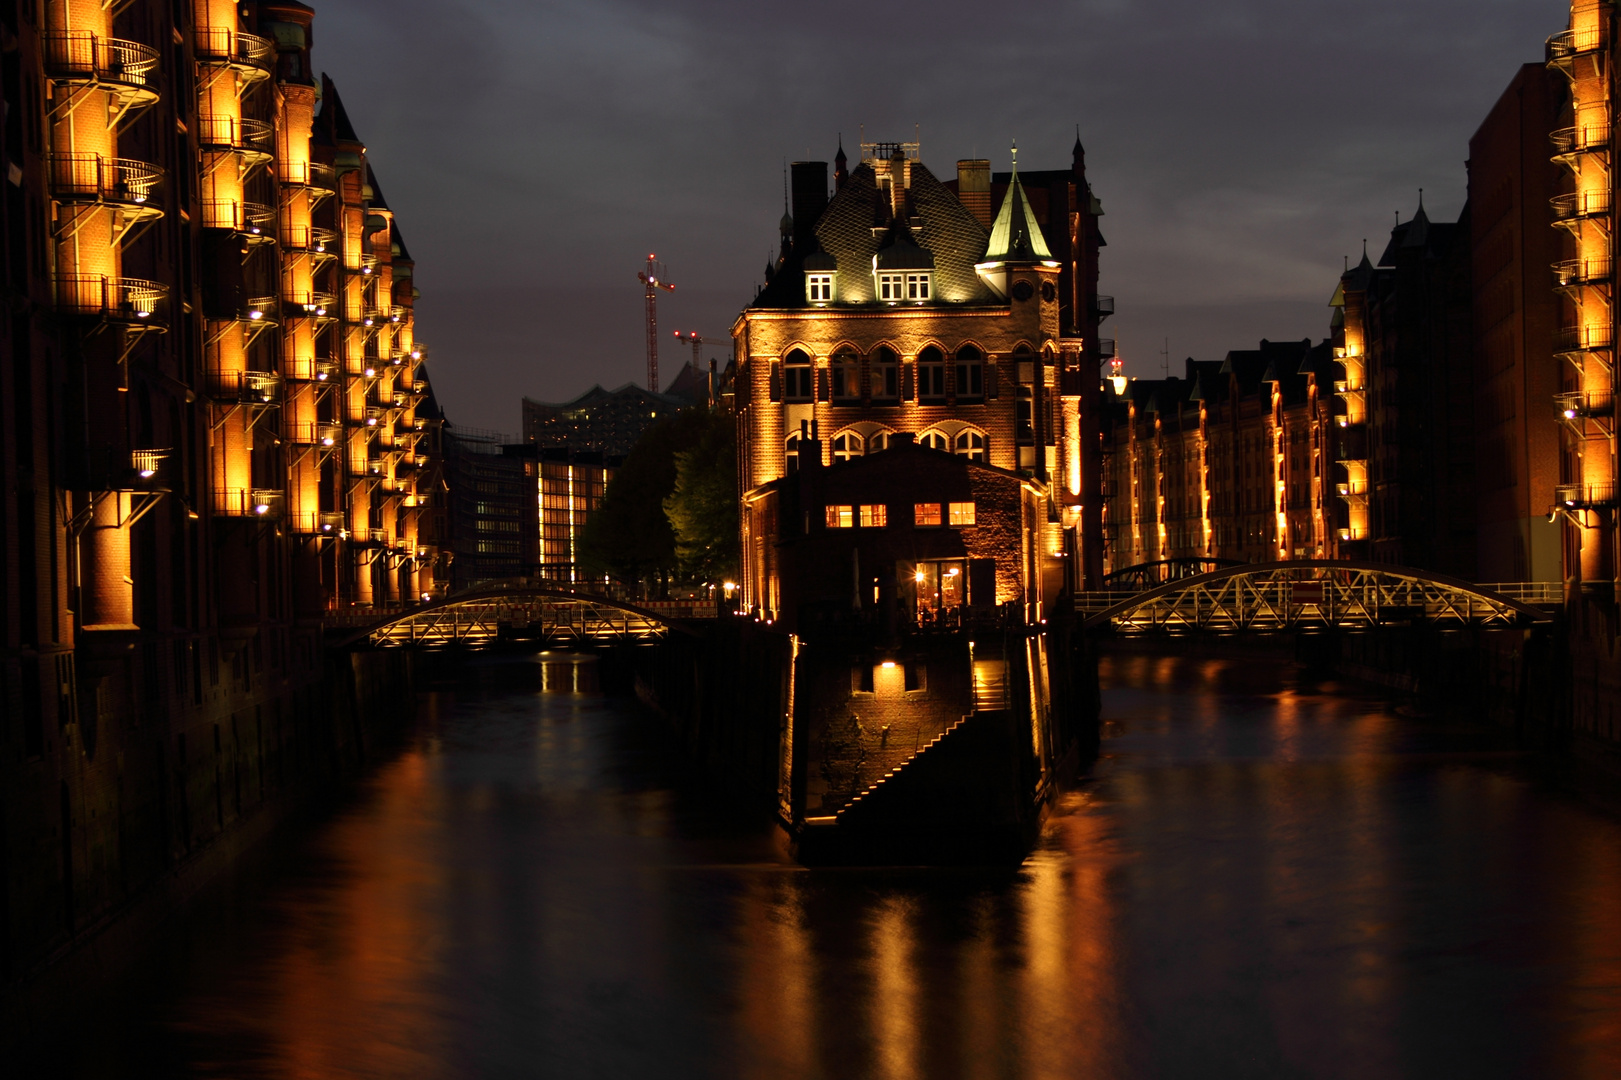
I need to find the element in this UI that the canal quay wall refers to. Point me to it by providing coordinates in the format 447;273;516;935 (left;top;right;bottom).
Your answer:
624;617;1102;865
1;647;419;1034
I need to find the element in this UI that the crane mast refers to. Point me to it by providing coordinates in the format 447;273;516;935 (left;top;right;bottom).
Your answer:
637;255;675;392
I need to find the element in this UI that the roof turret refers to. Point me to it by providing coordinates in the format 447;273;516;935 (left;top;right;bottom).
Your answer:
982;145;1052;261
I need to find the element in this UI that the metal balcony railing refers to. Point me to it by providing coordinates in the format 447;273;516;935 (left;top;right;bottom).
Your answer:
201;199;275;237
1550;189;1612;223
1555;483;1618;509
318;422;344;447
1552;122;1610;157
194;27;274;73
215;488;285;518
197;114;275;157
359;252;379;274
1547;27;1604;64
43;33;160;97
54;275;167;324
46;154;163;208
129;448;170;487
1553;258;1614;288
1336;480;1369;497
1556;389;1616;419
244;296;277;324
364;406;386;427
1096;338;1116;359
317;511;346;535
282;160;336;192
282;224;339;252
1092;294;1115;317
281;290;334;317
314;359;340;382
240;371;282;405
1556;325;1616;353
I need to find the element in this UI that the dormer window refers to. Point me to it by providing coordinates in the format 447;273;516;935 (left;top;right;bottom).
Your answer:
878;273;906;302
807;273;833;303
905;273;931;300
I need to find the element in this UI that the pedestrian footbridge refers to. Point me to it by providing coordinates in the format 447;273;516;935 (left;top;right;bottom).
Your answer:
333;587;712;648
1076;561;1559;635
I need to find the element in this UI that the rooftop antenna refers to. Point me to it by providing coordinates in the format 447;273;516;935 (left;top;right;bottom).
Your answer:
1419;187;1425;209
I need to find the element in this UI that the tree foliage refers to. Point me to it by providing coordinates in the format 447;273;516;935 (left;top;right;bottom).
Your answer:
664;413;738;582
579;408;737;590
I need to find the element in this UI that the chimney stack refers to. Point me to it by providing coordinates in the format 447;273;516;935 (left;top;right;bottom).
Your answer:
790;161;829;255
957;159;992;227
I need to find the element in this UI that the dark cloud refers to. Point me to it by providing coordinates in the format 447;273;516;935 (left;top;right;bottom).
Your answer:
312;0;1567;429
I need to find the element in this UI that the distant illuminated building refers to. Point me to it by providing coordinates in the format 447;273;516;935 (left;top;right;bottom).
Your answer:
537;448;615;586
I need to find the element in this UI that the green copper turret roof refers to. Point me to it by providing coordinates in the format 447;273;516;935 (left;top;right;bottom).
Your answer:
983;147;1052;261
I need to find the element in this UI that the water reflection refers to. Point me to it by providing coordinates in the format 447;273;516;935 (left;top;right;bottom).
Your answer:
44;651;1621;1078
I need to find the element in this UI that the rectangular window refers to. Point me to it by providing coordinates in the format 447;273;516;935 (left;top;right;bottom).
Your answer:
955;361;983;396
785;364;813;400
913;503;942;527
906;273;931;300
878;273;905;301
826;505;854;528
807;274;833;302
859;504;887;528
919;362;946;398
948;501;976;526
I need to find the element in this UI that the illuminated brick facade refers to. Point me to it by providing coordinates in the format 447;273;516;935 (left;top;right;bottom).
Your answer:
734;138;1109;617
1100;341;1336;572
0;0;440;975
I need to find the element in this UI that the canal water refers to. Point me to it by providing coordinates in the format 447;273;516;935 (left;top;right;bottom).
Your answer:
33;650;1621;1078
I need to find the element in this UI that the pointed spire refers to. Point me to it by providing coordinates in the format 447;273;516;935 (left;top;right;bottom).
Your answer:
834;135;848;190
983;142;1052;261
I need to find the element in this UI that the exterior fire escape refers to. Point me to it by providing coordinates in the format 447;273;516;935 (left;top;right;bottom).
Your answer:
1548;4;1620;584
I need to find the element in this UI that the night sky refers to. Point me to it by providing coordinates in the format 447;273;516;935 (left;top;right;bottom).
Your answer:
314;0;1567;433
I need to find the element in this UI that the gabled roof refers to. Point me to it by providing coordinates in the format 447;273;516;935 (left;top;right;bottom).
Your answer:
983;153;1052;261
317;74;362;148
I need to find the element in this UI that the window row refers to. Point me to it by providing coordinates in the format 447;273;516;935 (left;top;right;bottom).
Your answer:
807;271;932;304
825;502;977;529
781;346;986;402
786;427;988;469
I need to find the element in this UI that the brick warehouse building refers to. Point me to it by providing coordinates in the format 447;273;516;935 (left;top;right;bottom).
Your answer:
733;137;1110;615
0;0;441;978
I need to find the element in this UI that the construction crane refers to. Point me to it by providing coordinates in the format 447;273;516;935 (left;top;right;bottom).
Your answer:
674;332;728;407
638;254;675;392
672;330;727;370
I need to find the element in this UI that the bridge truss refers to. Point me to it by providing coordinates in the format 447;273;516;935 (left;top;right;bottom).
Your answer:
1080;561;1556;635
345;589;680;648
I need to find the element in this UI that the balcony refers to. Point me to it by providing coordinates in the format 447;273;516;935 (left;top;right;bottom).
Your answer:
1547;27;1604;67
1555;324;1616;354
363;406;386;428
1096;338;1116;359
1552;122;1610;160
201;198;275;240
193;27;274;81
1336;480;1369;498
54;275;167;326
1553;257;1614;289
1550;189;1612;224
282;223;338;254
237;371;282;406
216;488;285;519
1091;295;1115;319
1556;389;1616;426
43;33;160;111
1555;483;1618;509
282;160;336;197
313;359;340;383
46;155;164;219
196;114;274;164
317;511;346;536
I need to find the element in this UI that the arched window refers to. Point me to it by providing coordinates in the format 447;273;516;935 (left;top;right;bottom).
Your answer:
868;430;892;453
954;345;983;398
919;430;949;452
917;346;946;399
831;431;863;462
954;430;986;462
830;348;858;400
785;432;801;473
872;346;899;400
784;349;813;401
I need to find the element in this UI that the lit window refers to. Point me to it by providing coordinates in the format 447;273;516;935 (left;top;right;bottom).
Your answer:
906;272;931;300
784;349;813;401
919;430;949;452
914;503;942;527
868;430;891;453
948;501;976;526
859;504;887;528
872;347;899;399
954;430;986;462
917;345;946;398
807;273;833;302
826;505;854;528
785;433;801;473
831;432;862;462
878;273;905;301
